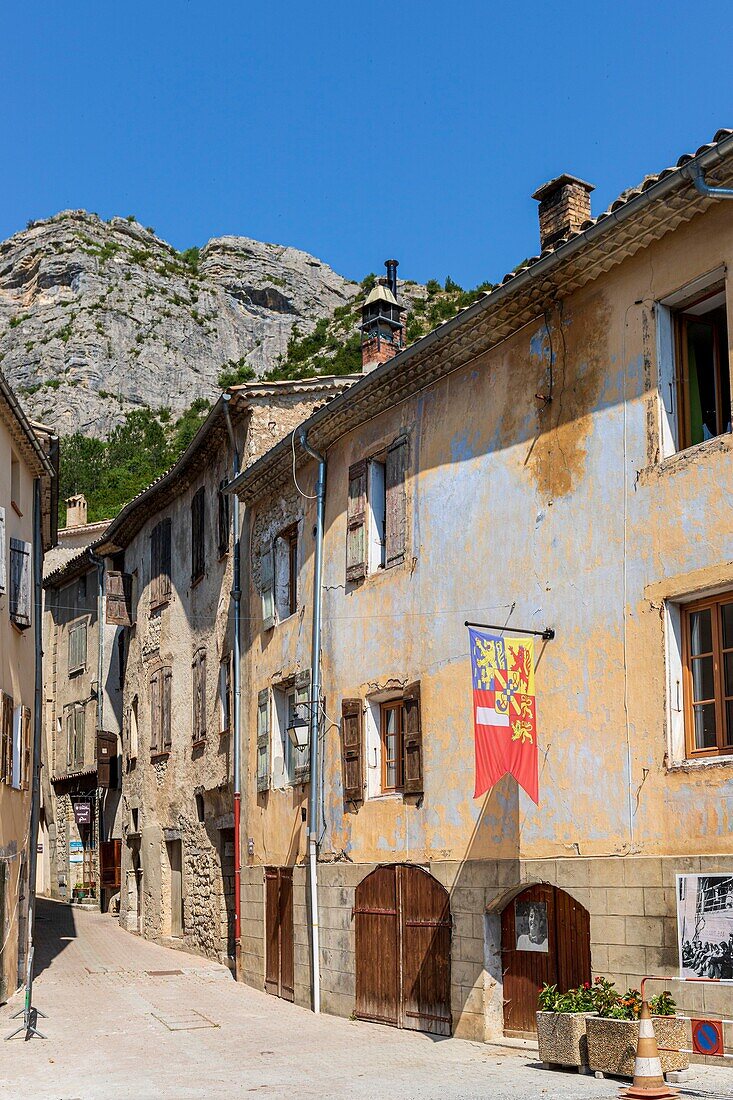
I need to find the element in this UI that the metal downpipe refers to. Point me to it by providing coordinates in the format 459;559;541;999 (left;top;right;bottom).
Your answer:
298;425;325;1015
688;163;733;199
222;394;242;974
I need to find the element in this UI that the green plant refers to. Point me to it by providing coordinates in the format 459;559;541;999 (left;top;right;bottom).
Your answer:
537;981;595;1013
650;991;676;1017
589;975;620;1017
218;358;256;389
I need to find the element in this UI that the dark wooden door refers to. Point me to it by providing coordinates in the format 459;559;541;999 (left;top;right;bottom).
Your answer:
355;865;451;1036
265;867;294;1002
100;839;121;890
168;840;183;938
501;884;591;1035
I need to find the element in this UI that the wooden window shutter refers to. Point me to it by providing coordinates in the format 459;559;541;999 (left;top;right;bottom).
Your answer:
191;487;205;582
340;698;364;804
9;538;31;628
74;706;85;769
192;650;206;741
257;688;271;792
162;668;172;750
106;571;133;626
68;620;87;674
218;479;230;558
161;519;172;601
346;461;368;582
21;706;31;791
261;544;275;630
65;706;73;770
0;693;12;782
150;524;160;606
402;681;423;794
294;669;311;782
150;672;161;753
0;506;6;593
385;436;408;569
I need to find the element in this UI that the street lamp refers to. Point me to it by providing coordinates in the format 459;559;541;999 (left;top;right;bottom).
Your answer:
287;704;310;751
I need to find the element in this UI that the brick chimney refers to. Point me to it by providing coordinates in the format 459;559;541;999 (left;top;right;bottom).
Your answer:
532;174;594;251
361;260;406;374
66;493;88;529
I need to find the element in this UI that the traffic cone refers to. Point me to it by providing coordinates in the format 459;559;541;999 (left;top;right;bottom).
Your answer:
619;1000;678;1098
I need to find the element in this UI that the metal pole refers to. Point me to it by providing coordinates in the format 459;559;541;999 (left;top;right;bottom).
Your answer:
6;477;47;1040
222;395;242;973
298;427;325;1015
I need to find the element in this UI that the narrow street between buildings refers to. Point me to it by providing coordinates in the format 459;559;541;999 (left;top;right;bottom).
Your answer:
0;900;731;1100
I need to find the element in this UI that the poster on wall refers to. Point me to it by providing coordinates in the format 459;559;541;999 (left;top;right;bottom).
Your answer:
515;900;549;953
677;874;733;979
69;839;83;865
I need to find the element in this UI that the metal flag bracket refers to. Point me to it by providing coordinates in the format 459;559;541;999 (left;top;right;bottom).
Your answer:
465;620;555;641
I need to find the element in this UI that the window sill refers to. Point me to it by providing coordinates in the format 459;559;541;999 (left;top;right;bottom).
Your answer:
192;738;207;750
11;500;22;518
149;599;170;614
190;574;204;590
366;791;404;803
640;431;733;483
150;751;170;762
10;619;30;633
666;753;733;773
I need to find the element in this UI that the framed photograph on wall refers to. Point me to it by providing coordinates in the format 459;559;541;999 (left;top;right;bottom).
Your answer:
677;874;733;979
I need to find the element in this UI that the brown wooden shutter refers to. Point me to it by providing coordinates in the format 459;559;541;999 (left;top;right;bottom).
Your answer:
161;519;172;601
162;667;172;750
74;706;85;768
346;461;368;582
261;544;275;630
68;620;87;674
106;571;133;626
402;681;423;794
0;693;12;782
340;698;364;804
150;524;160;606
65;706;73;770
385;436;408;569
192;650;206;741
191;487;205;581
96;731;116;788
218;479;230;558
0;507;6;594
150;672;161;753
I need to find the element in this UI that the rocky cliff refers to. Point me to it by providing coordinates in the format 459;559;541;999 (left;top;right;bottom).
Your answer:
0;211;357;436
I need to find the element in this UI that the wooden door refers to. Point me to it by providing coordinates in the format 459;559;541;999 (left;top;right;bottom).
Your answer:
355;865;451;1036
501;884;591;1036
265;867;294;1001
168;840;183;938
100;840;121;890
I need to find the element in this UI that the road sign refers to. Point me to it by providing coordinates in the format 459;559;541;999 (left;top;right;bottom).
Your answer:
691;1018;724;1056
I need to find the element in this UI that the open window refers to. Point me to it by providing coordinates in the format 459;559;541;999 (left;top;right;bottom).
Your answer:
351;682;423;802
261;524;299;630
272;671;310;787
346;436;408;582
657;273;731;455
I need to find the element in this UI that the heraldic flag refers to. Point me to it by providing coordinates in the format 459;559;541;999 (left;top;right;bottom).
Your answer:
469;628;539;804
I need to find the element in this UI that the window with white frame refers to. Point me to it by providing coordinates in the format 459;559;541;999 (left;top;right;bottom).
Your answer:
272;673;310;787
666;591;733;762
656;268;731;458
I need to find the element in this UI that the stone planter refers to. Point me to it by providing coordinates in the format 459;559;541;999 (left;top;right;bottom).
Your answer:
586;1016;689;1077
536;1010;592;1067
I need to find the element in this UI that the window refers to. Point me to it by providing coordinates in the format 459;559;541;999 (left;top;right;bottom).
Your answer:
657;276;731;455
150;519;172;609
682;593;733;757
217;479;230;558
192;648;207;742
219;655;231;734
106;571;133;626
349;682;424;801
68;619;87;675
0;692;13;783
191;487;206;583
346;436;408;582
65;703;85;771
9;538;31;629
129;696;139;761
150;667;172;755
20;706;30;791
274;526;298;621
10;452;20;515
272;671;310;787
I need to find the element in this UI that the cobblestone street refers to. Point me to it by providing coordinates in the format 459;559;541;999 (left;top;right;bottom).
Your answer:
0;899;731;1100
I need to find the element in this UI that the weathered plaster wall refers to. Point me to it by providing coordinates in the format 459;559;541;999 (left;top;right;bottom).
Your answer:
0;415;36;998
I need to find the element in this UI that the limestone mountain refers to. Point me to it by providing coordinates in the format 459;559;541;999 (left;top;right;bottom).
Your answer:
0;210;358;436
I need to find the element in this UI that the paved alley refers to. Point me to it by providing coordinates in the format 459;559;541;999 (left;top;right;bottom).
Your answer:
0;899;730;1100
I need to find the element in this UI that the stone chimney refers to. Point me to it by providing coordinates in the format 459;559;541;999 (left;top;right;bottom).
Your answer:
360;261;406;374
531;174;594;251
66;493;88;529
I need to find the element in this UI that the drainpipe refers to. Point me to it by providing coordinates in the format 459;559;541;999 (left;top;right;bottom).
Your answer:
298;426;325;1015
688;163;733;199
222;394;242;974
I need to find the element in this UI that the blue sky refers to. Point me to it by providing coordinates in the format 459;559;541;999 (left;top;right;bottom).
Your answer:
2;2;730;288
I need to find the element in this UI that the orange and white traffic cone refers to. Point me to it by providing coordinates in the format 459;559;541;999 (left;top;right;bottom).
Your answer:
619;1000;678;1098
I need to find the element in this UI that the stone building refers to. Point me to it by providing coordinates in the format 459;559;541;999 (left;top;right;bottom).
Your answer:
230;130;733;1042
69;379;355;966
0;368;56;1001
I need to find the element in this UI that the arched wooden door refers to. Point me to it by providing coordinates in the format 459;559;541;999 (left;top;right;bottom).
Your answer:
354;865;452;1036
501;884;591;1035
